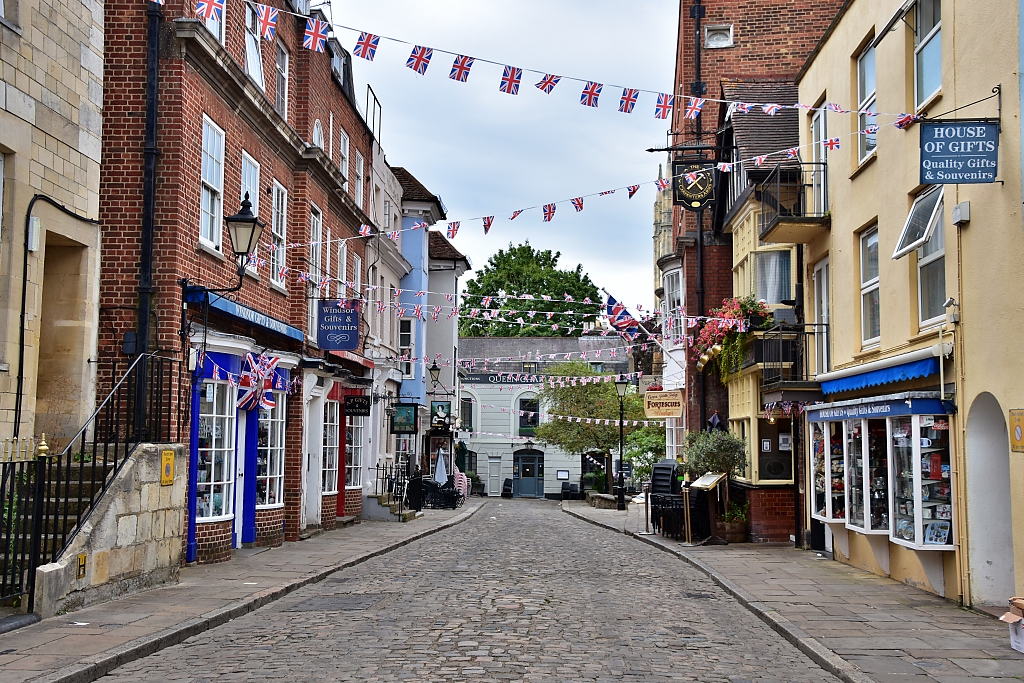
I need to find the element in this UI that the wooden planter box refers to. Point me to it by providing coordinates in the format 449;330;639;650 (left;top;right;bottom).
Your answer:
717;521;747;543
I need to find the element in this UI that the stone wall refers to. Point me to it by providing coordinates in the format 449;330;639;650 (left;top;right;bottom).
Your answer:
33;443;187;619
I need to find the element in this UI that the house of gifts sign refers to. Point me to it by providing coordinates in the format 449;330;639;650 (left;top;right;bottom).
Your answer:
920;120;999;184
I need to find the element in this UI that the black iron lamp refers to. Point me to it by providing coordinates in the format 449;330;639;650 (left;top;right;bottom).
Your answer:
614;377;629;511
428;360;441;385
182;193;266;297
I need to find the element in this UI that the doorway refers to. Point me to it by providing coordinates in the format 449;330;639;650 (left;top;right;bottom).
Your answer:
513;448;544;498
487;458;502;496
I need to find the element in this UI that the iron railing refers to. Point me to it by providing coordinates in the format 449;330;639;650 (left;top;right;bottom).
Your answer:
0;448;44;605
760;324;829;390
372;461;408;518
760;162;828;240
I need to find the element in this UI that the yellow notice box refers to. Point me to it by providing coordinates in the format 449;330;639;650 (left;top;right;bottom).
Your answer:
161;449;175;485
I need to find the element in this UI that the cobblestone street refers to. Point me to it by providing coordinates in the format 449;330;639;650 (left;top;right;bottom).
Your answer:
103;500;837;682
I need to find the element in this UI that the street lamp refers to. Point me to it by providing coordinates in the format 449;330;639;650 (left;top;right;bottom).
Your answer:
614;378;629;511
428;360;441;386
181;192;266;297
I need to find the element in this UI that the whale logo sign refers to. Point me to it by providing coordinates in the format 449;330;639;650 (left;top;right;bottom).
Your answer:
317;301;360;351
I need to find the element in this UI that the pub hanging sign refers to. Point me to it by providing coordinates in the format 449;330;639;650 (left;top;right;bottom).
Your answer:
672;161;716;211
920;119;999;185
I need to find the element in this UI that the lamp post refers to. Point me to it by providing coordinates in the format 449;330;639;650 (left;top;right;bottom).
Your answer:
614;378;629;511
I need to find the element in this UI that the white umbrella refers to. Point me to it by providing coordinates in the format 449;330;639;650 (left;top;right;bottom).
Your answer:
433;452;448;484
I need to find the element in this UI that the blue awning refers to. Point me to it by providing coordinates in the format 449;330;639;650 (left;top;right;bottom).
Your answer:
821;357;938;395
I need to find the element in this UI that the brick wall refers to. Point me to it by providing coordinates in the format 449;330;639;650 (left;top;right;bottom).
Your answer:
194;519;232;563
320;494;337;530
747;488;795;543
343;489;362;519
254;507;284;547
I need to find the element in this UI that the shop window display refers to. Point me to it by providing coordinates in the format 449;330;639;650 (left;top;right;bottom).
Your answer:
811;422;845;521
845;418;889;533
891;414;953;548
197;382;235;519
256;393;286;506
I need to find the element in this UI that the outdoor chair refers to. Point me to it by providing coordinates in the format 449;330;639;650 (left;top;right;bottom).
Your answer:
569;483;579;500
501;478;513;499
561;481;571;500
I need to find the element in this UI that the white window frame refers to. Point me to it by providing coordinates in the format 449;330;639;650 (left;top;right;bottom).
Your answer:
322;400;341;494
197;381;235;521
0;0;6;20
893;186;943;258
312;119;324;149
270;181;287;285
366;264;377;339
244;3;264;89
346;413;364;488
704;24;734;49
914;0;942;109
241;152;261;273
331;47;346;84
339;130;350;189
395;434;415;470
308;203;323;339
337;241;347;298
860;227;881;345
355;151;365;208
813;257;831;374
383;199;391;228
353;253;362;298
204;0;225;44
399;318;414;377
662;269;682;336
857;44;876;162
275;44;289;119
256;393;285;507
917;200;946;327
200;116;225;250
811;109;828;214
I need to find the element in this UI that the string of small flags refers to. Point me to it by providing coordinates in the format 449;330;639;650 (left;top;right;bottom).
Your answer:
466;399;662;428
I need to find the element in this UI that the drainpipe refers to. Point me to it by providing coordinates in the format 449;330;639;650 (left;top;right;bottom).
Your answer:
1020;0;1024;231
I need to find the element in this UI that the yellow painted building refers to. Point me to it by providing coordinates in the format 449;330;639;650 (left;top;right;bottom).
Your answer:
765;0;1022;605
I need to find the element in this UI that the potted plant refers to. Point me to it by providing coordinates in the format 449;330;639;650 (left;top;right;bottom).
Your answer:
718;501;749;543
691;295;772;384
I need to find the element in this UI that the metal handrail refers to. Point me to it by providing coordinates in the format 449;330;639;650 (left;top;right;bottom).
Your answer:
760;162;828;238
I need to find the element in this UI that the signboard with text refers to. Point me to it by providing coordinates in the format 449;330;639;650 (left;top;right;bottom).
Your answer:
317;301;360;351
644;390;684;418
343;395;371;417
920;120;999;184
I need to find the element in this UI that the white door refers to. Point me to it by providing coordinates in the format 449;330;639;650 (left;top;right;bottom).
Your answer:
811;109;828;214
487;459;501;496
813;258;830;374
305;394;323;527
233;411;246;548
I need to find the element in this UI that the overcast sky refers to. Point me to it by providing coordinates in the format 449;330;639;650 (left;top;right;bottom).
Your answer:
328;0;678;313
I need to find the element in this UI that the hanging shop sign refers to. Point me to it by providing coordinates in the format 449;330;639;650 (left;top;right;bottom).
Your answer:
672;161;716;211
643;390;684;418
430;401;452;430
920;119;999;184
806;397;948;423
344;395;371;417
391;403;419;434
317;300;360;350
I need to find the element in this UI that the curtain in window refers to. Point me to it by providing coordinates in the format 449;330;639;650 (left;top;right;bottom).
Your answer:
756;251;791;304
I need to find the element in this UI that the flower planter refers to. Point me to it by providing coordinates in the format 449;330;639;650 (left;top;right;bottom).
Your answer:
717;521;747;543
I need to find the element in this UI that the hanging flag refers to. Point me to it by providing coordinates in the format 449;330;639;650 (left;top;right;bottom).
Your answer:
318;275;331;291
826;102;845;113
735;102;752;113
431;305;442;322
571;197;584;212
277;265;289;280
535;74;561;94
499;66;522;95
256;4;277;39
509;210;523;220
542;204;556;222
862;124;879;135
894;113;919;129
762;103;781;116
409;221;426;230
387;231;400;240
627;185;641;198
564;293;574;302
655;178;670;191
354;32;379;60
823;137;841;151
414;304;423;318
753;155;768;166
684;97;705;119
449;55;474;82
359;224;372;236
482;216;493;234
447;221;460;238
195;0;224;21
786;147;799;159
716;162;733;172
654;93;674;119
607;294;642;338
684;171;699;184
406;46;432;74
618;88;640;114
303;18;329;52
598;189;615;196
580;81;602;107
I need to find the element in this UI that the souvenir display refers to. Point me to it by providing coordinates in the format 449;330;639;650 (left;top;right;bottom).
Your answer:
890;414;954;549
811;422;845;521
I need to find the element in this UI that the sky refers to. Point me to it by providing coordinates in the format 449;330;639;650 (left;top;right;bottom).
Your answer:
327;0;678;314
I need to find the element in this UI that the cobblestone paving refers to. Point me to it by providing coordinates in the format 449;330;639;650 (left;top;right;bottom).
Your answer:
106;500;839;682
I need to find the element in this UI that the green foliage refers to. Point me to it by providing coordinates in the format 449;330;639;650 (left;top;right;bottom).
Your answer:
582;471;606;493
721;501;750;523
683;429;748;479
624;427;666;483
532;361;647;456
459;242;601;337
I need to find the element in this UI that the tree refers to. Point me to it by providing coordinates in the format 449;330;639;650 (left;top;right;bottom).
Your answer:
459;242;601;337
624;426;666;484
683;429;748;479
533;361;647;456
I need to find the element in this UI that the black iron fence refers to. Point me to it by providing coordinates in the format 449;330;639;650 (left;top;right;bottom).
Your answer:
372;461;408;518
0;353;184;612
760;324;828;389
760;162;828;239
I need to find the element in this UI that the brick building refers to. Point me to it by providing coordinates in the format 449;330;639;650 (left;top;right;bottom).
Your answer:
101;0;387;561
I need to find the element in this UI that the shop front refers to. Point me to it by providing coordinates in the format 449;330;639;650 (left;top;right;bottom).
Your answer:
807;392;956;596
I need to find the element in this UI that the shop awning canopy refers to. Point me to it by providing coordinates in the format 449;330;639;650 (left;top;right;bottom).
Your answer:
820;357;938;395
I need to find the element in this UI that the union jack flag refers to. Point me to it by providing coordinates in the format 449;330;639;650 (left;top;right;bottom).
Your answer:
509;210;523;220
823;137;841;151
716;162;733;172
445;293;455;303
297;271;311;283
684;171;699;184
447;222;460;238
237;353;280;411
449;55;474;82
787;147;799;159
654;93;674;119
627;185;640;198
303;18;329;53
359;224;372;236
606;294;640;338
195;0;223;21
564;293;574;302
387;231;400;240
414;304;423;319
318;275;331;291
753;155;768;166
580;81;602;107
499;66;522;95
826;102;845;113
212;365;221;380
431;305;442;322
735;102;752;113
256;4;277;39
542;204;556;222
277;265;289;280
377;300;386;314
654;178;670;191
762;103;781;116
535;74;560;94
411;221;427;230
406;46;432;74
862;125;879;135
394;307;405;318
571;197;584;212
482;216;493;234
353;32;379;60
684;97;705;119
417;290;427;298
618;88;639;114
894;113;919;130
598;189;615;196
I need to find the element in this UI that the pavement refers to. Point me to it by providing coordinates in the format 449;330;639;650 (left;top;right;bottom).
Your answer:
0;503;482;683
563;500;1024;683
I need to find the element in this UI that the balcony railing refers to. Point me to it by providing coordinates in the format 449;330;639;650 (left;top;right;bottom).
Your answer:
760;324;828;403
760;162;829;244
